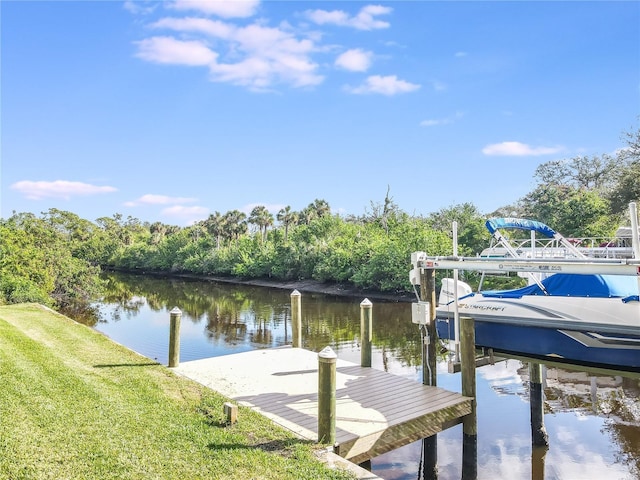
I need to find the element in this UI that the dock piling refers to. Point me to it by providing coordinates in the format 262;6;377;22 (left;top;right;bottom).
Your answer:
360;299;373;367
419;268;438;387
419;267;439;477
291;290;302;348
460;316;478;479
318;346;337;445
168;307;182;368
529;362;549;446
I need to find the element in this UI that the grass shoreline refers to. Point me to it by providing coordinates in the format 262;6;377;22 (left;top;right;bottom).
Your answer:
0;303;356;480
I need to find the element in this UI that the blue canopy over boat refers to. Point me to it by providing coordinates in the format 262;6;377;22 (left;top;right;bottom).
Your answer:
481;274;639;298
485;218;557;238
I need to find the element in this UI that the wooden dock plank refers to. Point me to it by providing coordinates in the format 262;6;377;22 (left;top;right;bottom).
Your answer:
174;347;472;462
344;383;458;412
337;399;472;464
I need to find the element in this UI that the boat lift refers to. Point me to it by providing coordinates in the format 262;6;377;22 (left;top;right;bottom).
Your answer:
412;255;640;277
412;202;640;278
410;202;640;363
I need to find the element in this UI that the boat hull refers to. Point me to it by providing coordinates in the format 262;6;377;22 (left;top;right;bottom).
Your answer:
436;295;640;371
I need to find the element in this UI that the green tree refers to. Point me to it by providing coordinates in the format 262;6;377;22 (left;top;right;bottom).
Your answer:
309;198;331;218
149;222;170;245
609;162;640;214
223;210;247;244
426;203;490;255
517;148;630;237
276;206;298;243
300;199;331;224
41;208;106;262
519;185;620;237
366;186;400;234
534;155;616;190
609;127;640;213
203;212;225;249
248;205;274;244
0;213;102;308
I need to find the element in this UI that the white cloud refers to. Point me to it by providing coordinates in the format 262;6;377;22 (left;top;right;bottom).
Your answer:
335;48;373;72
135;3;402;91
161;205;209;224
124;0;157;15
482;141;564;156
307;9;349;26
420;111;464;127
455;51;468;58
152;17;235;38
10;180;117;200
346;75;420;96
134;36;217;66
142;18;323;90
124;194;198;207
305;4;392;30
168;0;259;18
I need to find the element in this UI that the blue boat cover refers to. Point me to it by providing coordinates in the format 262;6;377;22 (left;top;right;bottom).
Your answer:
485;218;557;238
481;274;640;298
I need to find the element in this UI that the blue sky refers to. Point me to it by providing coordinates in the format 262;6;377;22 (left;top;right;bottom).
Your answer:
2;1;639;226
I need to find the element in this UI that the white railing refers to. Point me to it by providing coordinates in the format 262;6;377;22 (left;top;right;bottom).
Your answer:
411;253;640;276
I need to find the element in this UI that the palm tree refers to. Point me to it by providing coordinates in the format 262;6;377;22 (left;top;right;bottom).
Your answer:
149;222;167;245
300;206;315;225
187;223;206;242
249;206;274;244
277;206;299;242
310;198;331;218
204;211;225;249
300;199;331;225
223;210;247;244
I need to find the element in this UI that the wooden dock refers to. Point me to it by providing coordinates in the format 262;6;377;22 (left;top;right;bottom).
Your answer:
174;347;472;463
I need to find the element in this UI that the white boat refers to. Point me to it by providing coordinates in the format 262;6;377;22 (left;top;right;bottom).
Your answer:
435;272;640;370
411;205;640;371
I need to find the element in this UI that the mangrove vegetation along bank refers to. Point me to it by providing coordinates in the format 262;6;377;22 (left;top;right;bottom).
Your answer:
0;303;356;480
1;129;638;313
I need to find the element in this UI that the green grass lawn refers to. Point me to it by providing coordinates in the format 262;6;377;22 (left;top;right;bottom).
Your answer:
0;304;355;480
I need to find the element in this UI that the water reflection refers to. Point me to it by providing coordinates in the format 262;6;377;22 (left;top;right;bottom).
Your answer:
89;272;424;369
87;271;639;480
373;361;640;480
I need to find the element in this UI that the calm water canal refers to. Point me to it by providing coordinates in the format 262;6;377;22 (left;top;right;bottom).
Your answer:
88;272;639;480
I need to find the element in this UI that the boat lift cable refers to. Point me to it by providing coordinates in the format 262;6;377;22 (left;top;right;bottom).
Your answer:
412;284;421;303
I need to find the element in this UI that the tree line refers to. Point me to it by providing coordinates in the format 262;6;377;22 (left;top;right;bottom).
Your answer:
1;128;638;313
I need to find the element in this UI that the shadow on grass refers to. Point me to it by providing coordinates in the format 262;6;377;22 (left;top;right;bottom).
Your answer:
93;362;161;368
207;438;313;455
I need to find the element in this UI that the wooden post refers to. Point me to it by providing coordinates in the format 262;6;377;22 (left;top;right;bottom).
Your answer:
291;290;302;348
168;307;181;368
460;316;477;479
421;437;438;479
532;445;548;480
224;402;238;425
360;298;372;368
529;362;549;446
419;268;438;477
318;346;337;445
419;268;437;387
